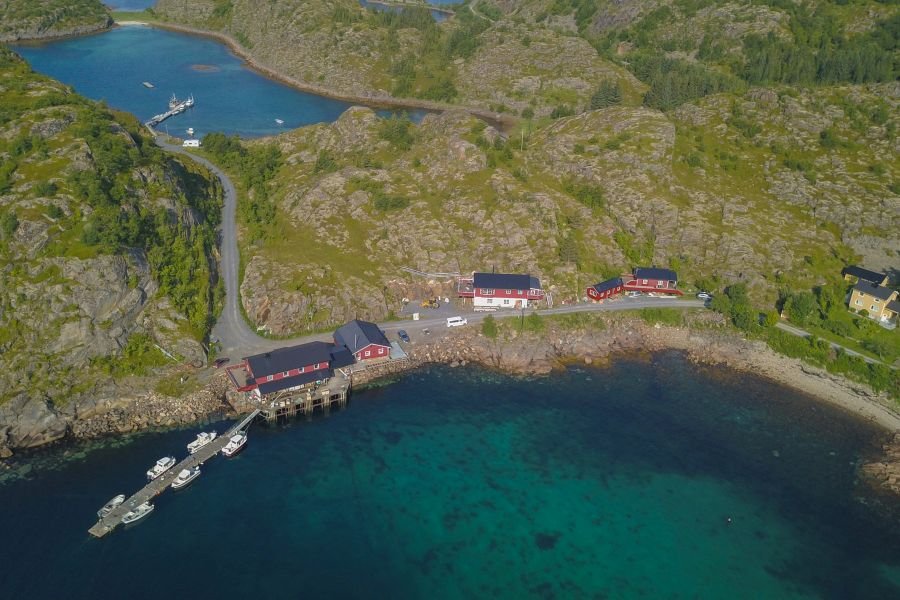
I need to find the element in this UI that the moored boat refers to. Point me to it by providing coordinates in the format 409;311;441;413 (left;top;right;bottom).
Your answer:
170;467;201;490
222;431;247;457
121;502;154;525
142;81;154;88
274;118;284;125
187;431;217;454
97;494;126;518
146;456;176;480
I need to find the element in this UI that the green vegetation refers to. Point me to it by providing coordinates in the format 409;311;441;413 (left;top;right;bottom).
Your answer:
481;314;498;339
638;308;684;327
91;333;169;377
0;0;109;40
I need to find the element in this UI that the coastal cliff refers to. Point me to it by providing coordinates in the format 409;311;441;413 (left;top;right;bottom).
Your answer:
0;49;222;457
0;0;111;43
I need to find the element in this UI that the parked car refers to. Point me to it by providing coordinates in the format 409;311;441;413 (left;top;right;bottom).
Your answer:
447;316;468;327
625;291;641;298
213;357;230;368
696;292;713;300
397;330;411;343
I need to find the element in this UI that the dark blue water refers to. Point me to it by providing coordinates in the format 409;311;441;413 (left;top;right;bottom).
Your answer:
13;25;423;138
2;355;899;598
106;0;156;10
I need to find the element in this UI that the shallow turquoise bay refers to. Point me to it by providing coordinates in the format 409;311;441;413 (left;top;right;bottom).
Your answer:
1;354;899;599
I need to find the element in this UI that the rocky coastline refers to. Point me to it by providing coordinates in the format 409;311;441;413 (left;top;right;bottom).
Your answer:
0;17;112;44
2;315;899;496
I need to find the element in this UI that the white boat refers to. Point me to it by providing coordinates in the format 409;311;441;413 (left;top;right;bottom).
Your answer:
146;456;176;480
186;127;194;136
274;118;284;125
142;81;154;88
121;502;154;525
221;432;247;457
97;494;126;518
187;431;217;454
170;467;201;490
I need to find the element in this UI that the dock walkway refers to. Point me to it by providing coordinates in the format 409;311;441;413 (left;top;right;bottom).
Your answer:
88;409;260;538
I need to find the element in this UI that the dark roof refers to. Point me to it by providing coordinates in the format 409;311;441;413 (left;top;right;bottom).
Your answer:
634;267;677;281
887;301;900;314
246;341;335;379
842;265;886;284
329;346;355;369
334;320;390;354
473;272;541;290
591;277;624;294
257;369;330;395
854;281;897;301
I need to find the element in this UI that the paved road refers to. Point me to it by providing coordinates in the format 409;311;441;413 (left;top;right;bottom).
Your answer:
157;136;706;360
775;321;886;366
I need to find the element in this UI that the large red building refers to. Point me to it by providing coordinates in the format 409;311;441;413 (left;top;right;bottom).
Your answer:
458;272;544;310
623;267;682;295
226;341;354;395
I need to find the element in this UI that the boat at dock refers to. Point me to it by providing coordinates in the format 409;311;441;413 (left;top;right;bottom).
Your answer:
142;81;154;88
121;502;154;525
146;456;176;480
146;94;195;128
222;432;247;457
170;467;201;490
187;431;217;454
97;494;125;519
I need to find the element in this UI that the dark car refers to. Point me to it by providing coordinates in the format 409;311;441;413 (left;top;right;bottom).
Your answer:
213;357;230;368
397;330;411;343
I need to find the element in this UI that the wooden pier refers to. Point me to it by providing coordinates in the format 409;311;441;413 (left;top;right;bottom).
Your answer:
88;409;260;538
257;376;350;422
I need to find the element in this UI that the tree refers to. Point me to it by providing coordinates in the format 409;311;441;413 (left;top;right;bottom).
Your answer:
785;292;818;326
481;314;498;339
1;210;18;237
590;80;622;110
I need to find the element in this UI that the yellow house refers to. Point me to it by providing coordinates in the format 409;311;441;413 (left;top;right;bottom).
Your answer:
849;281;899;323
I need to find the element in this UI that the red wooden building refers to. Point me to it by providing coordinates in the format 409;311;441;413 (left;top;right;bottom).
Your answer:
457;272;544;310
226;341;354;395
587;277;624;301
623;267;682;295
334;319;392;362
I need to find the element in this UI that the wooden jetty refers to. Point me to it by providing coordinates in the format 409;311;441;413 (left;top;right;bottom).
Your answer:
88;409;260;539
257;376;349;423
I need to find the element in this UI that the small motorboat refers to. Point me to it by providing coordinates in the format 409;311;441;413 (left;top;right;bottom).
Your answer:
187;431;217;454
142;81;154;88
97;494;126;519
221;432;247;457
186;127;194;137
274;118;284;125
170;467;201;490
146;456;176;480
121;502;154;525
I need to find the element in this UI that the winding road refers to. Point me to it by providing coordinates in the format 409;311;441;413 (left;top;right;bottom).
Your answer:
158;137;707;361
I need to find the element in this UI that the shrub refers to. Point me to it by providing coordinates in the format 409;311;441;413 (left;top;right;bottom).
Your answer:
590;80;622;110
481;314;498;339
522;312;545;333
1;210;18;237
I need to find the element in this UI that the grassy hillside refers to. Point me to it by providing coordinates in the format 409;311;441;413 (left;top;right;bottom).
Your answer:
0;0;111;42
206;79;896;335
0;47;222;406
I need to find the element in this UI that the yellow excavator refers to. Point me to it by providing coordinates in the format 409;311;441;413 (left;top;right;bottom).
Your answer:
420;297;440;309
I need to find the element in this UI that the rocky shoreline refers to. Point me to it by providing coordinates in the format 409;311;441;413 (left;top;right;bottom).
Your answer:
0;18;112;44
2;315;899;496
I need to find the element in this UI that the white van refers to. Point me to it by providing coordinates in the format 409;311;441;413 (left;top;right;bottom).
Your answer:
446;316;468;327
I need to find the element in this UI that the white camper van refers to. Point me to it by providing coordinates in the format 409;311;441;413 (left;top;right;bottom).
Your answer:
446;316;467;327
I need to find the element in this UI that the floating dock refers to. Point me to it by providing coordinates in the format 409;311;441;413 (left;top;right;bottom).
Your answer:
88;409;259;539
145;95;195;128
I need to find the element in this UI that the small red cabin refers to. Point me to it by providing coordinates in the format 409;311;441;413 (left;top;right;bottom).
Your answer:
587;277;624;301
334;319;391;362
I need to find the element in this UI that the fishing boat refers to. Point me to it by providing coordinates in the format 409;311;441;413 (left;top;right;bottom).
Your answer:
187;431;217;454
97;494;126;519
221;432;247;457
146;456;176;480
142;81;154;88
170;467;201;490
186;127;195;137
274;118;284;125
121;502;154;525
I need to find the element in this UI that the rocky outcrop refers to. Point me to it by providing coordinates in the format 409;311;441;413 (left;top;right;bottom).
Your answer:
862;434;900;496
0;0;112;43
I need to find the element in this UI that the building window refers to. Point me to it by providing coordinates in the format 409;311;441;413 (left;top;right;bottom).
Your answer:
517;290;523;295
282;371;289;377
856;299;861;305
365;351;371;357
503;299;510;305
482;288;494;295
300;366;304;373
486;298;493;304
505;289;512;294
379;348;384;354
871;305;876;311
266;375;273;382
642;279;648;285
657;281;664;288
314;363;319;369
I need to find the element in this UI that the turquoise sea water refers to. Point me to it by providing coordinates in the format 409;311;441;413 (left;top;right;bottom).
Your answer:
1;354;899;599
12;26;423;138
359;0;452;22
